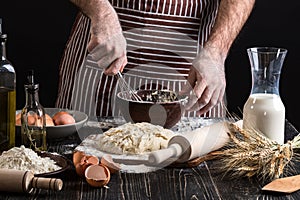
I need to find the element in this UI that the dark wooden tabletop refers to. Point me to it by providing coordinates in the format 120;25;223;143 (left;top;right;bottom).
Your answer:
1;119;300;200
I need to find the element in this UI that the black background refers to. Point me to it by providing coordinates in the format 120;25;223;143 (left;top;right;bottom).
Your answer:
0;0;77;109
1;1;300;130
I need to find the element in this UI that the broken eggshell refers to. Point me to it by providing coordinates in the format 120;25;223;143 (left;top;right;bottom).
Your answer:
73;151;86;166
75;154;99;177
85;164;111;187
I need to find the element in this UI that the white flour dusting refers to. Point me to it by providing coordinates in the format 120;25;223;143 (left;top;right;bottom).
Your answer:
0;145;61;174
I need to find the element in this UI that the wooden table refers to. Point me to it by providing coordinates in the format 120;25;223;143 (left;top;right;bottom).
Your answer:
1;118;300;199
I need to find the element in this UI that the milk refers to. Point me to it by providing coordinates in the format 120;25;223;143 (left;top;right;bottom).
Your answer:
243;93;285;144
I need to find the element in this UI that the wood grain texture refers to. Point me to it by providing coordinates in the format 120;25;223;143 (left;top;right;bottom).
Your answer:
1;120;300;199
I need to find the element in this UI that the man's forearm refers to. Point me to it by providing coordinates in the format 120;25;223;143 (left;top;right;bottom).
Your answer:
70;0;121;39
69;0;126;68
70;0;108;22
205;0;256;58
70;0;103;18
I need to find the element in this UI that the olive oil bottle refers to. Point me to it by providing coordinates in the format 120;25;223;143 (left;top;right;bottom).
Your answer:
21;70;47;151
0;18;16;152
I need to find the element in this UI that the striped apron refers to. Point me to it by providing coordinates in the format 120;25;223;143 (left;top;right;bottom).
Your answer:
55;0;226;118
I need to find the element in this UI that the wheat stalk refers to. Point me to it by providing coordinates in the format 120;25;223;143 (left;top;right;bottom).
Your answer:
212;121;300;182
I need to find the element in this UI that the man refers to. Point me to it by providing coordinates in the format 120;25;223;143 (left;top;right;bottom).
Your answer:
56;0;255;118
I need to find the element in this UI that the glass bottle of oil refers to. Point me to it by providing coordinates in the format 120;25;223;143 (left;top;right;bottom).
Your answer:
0;18;16;152
21;70;47;151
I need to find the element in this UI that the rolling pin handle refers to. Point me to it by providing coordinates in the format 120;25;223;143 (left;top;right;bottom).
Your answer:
31;177;63;191
148;143;182;165
0;169;63;193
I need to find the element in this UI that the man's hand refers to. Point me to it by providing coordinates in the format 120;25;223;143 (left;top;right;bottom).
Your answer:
181;46;226;115
89;31;127;75
70;0;127;75
180;0;255;115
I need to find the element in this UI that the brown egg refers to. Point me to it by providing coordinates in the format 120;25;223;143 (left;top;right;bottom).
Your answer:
53;111;75;125
41;114;55;125
52;111;69;122
85;164;110;187
16;113;53;126
33;114;54;127
73;151;86;166
44;114;54;126
75;155;99;178
46;118;55;126
15;113;21;125
101;154;121;174
27;115;36;125
45;114;53;121
75;163;85;178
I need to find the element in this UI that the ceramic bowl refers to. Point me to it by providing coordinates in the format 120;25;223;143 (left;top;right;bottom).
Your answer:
16;108;88;139
116;89;187;129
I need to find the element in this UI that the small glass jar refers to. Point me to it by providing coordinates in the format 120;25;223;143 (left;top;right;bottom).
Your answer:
21;70;46;151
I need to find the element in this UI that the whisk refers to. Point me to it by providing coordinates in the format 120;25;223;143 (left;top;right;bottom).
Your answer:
116;72;143;101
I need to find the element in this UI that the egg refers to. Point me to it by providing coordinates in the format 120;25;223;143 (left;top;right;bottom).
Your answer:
16;113;54;126
15;113;21;125
45;114;55;126
52;111;76;125
73;151;86;166
35;114;55;127
85;164;110;187
16;112;36;125
45;114;52;120
52;111;69;122
101;154;121;174
26;115;36;125
75;155;99;177
46;120;55;126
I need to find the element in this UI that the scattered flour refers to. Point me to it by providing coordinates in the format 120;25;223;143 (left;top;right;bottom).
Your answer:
0;145;61;174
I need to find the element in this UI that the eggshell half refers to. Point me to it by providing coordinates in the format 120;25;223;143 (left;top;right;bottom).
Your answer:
75;155;99;177
85;164;110;187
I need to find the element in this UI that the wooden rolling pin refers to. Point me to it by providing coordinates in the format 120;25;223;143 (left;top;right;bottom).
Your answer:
148;121;240;165
0;169;63;193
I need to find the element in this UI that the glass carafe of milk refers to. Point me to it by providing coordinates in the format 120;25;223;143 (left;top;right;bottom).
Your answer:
243;47;287;144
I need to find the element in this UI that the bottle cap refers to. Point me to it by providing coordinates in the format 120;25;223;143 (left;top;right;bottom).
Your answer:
27;69;35;85
0;19;7;40
25;69;39;90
